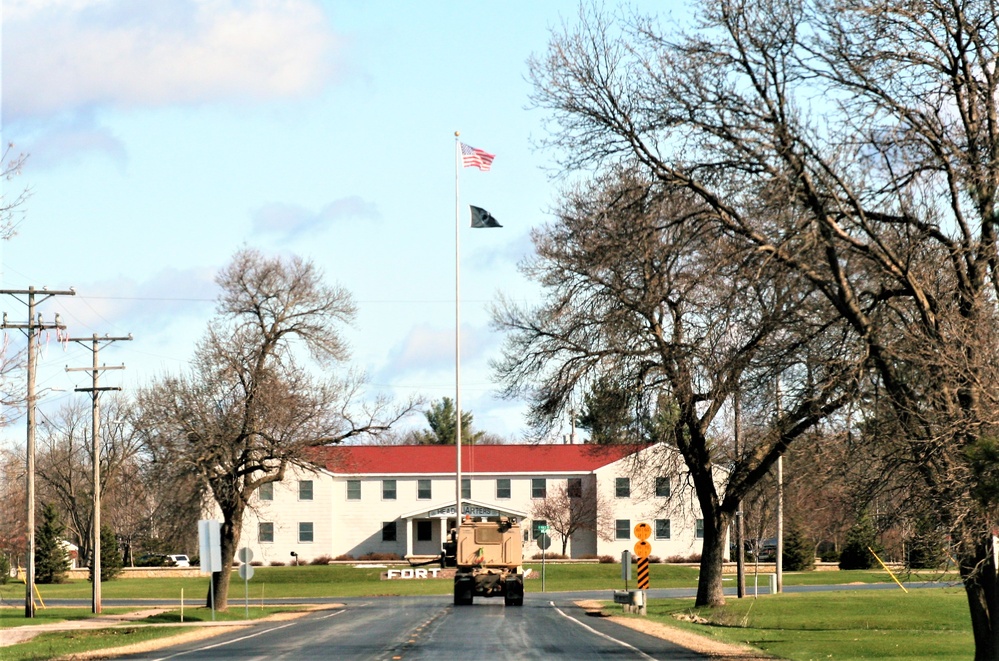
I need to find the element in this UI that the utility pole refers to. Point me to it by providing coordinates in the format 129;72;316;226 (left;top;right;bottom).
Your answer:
775;380;784;594
735;388;745;598
66;333;131;615
0;286;76;618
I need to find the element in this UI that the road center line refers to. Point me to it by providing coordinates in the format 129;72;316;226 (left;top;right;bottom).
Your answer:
550;601;657;661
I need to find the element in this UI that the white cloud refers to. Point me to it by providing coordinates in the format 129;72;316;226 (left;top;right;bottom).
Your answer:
53;265;218;338
251;196;380;236
20;113;128;168
4;0;340;122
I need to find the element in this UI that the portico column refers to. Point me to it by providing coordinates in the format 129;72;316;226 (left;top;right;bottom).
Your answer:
406;518;413;557
439;518;447;546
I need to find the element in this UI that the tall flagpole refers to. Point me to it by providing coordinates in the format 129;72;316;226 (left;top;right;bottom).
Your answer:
454;131;463;524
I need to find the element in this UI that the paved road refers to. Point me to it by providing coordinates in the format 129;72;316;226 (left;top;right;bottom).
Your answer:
115;594;711;660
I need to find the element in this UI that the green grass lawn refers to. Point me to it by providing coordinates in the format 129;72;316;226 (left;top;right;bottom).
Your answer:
642;587;972;660
2;625;197;661
0;606;319;660
0;563;957;603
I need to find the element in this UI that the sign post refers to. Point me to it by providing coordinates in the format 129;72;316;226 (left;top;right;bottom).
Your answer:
634;523;652;610
198;520;221;621
537;526;551;592
238;547;254;619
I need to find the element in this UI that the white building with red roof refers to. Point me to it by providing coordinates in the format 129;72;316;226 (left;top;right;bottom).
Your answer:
237;443;721;564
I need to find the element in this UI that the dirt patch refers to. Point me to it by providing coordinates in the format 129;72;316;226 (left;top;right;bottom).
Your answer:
574;600;773;659
3;605;342;660
55;624;251;660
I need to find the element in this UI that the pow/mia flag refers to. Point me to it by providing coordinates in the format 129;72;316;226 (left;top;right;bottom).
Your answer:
470;205;502;228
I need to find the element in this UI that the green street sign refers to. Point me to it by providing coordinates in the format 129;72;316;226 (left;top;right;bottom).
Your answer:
538;525;549;533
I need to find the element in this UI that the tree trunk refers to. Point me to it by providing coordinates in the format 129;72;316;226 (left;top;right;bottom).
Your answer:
695;515;729;607
206;506;242;611
962;538;999;660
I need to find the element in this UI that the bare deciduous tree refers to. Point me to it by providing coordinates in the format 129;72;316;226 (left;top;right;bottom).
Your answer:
135;249;413;610
35;397;142;567
528;2;999;654
493;170;859;605
530;478;612;556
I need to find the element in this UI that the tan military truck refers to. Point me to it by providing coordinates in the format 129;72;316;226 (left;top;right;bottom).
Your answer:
445;516;524;606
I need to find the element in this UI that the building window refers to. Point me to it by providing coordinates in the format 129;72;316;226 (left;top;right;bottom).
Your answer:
418;479;432;500
383;479;397;500
531;520;547;540
299;522;314;543
346;480;361;500
496;478;511;499
615;519;631;540
655;519;671;540
567;478;582;498
615;477;631;498
258;522;274;543
462;478;471;500
416;520;433;542
258;482;273;501
299;480;313;501
655;477;671;498
382;521;397;542
696;519;705;539
532;478;547;499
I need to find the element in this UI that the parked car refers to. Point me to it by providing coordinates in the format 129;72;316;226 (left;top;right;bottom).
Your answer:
167;554;191;567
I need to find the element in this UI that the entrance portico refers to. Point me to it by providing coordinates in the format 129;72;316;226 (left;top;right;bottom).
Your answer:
399;499;529;558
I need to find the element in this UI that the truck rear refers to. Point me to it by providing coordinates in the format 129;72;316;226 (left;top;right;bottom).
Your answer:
447;517;524;606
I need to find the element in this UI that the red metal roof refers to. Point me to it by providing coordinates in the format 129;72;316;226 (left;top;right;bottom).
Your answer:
309;444;643;475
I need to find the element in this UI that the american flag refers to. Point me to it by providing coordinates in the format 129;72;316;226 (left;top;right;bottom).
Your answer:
460;142;495;171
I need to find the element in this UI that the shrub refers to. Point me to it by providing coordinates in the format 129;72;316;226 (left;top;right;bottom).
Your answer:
250;561;263;566
820;549;840;563
334;554;354;561
665;553;701;563
783;523;816;571
839;515;881;570
357;552;401;561
648;555;662;564
578;554;599;560
269;561;286;567
907;518;946;569
310;555;334;565
530;552;567;560
89;525;123;582
135;554;170;567
597;555;616;564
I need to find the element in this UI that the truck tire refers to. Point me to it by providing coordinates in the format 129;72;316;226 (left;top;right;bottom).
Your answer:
454;580;473;606
504;579;524;606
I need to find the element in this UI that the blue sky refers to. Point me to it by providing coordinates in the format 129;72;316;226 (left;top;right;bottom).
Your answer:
1;0;685;443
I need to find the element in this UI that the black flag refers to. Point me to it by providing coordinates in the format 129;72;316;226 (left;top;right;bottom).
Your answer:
470;205;502;228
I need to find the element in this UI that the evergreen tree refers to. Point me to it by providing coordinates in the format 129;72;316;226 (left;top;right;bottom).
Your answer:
0;554;10;585
838;515;881;570
907;518;946;570
89;525;123;582
412;397;483;445
35;503;70;584
782;521;815;572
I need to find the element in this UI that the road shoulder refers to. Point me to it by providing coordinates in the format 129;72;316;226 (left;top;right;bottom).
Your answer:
573;600;773;659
